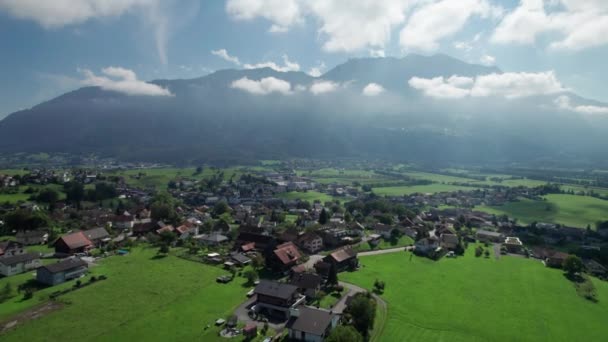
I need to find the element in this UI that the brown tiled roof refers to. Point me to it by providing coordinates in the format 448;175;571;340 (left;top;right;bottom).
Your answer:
274;242;302;265
56;232;92;250
328;247;356;263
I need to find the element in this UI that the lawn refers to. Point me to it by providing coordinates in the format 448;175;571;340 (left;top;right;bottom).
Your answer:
1;248;250;341
373;184;477;196
277;191;340;203
355;235;414;252
341;247;608;342
109;167;244;190
476;194;608;228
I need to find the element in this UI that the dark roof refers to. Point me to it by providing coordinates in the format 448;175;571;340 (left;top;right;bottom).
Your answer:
230;252;251;264
16;230;46;238
0;240;23;254
0;252;40;266
254;280;298;300
133;221;156;234
476;229;502;237
202;232;228;243
291;273;322;289
83;227;110;241
287;306;335;336
40;258;87;274
327;247;357;263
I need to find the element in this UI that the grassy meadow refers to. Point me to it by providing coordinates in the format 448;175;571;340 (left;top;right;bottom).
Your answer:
341;246;608;342
1;248;253;342
277;191;341;203
476;194;608;228
372;184;478;196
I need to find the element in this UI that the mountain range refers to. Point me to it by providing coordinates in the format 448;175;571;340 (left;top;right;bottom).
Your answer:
1;54;607;167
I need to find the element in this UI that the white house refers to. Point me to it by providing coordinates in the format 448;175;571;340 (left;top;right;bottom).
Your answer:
0;252;41;277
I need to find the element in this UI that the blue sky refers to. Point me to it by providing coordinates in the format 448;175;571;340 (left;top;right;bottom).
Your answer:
1;0;607;117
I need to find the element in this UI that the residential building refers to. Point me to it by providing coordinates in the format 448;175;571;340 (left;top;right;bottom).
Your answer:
36;258;88;286
504;237;523;253
0;252;41;276
476;229;504;243
287;306;339;342
15;230;48;245
323;247;358;271
290;272;323;299
440;233;459;250
253;280;305;320
297;233;323;254
53;232;93;255
83;227;110;247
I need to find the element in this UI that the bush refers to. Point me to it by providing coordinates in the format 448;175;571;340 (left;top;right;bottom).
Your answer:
89;276;97;283
475;246;483;257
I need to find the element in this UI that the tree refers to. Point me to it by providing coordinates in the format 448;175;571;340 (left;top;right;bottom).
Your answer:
373;279;385;294
251;253;265;270
213;201;230;216
326;325;364;342
0;283;12;303
327;262;339;285
64;181;85;209
319;208;329;225
158;243;170;255
345;293;376;337
244;269;258;285
563;255;583;275
36;188;60;203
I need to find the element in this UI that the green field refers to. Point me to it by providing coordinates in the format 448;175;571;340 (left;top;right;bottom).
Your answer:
277;191;340;203
355;236;414;252
373;184;477;196
476;194;608;228
108;167;245;190
1;248;253;341
341;247;608;342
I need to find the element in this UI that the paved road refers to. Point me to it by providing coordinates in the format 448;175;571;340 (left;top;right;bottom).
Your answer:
357;246;413;257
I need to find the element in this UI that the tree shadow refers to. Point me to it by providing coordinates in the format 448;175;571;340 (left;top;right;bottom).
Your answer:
150;254;168;260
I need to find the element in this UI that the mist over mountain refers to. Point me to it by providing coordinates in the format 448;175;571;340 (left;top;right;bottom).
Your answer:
1;54;606;167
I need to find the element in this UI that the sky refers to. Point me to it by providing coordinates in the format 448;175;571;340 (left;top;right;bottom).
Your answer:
0;0;607;117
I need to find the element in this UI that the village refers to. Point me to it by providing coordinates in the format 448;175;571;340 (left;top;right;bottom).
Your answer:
1;164;607;341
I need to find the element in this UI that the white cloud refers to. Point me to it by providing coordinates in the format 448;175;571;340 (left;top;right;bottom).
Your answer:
409;71;566;99
453;41;473;52
225;0;417;53
362;83;385;96
230;76;292;95
0;0;178;64
492;0;608;51
243;55;300;72
80;66;172;96
400;0;503;52
308;61;326;77
369;49;386;58
480;54;496;66
211;49;241;66
226;0;302;30
310;80;339;95
555;95;608;115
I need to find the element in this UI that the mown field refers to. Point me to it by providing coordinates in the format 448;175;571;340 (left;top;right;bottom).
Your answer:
107;167;246;190
277;191;341;203
476;194;608;228
341;247;608;342
372;184;478;196
1;248;255;341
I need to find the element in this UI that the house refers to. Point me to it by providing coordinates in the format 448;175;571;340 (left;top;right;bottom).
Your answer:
155;225;175;235
584;259;607;278
297;233;323;254
112;214;135;230
15;230;48;245
132;221;157;236
0;252;41;277
414;237;440;258
272;242;303;272
53;232;93;255
83;227;110;247
0;240;25;257
287;306;339;342
230;252;251;267
323;247;358;271
235;232;277;253
36;258;88;286
504;236;523;253
253;280;305;320
476;229;503;243
175;224;199;240
374;223;395;239
197;232;229;246
290;272;323;299
399;227;418;240
439;233;459;250
546;251;569;268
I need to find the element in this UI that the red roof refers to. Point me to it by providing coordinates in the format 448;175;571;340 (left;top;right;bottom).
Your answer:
156;225;175;234
241;242;255;252
56;232;92;250
274;242;302;265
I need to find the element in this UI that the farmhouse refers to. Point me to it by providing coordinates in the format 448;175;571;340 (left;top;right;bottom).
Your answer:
439;233;459;250
415;237;440;257
290;272;323;299
253;280;305;320
0;240;25;257
15;230;48;245
0;252;41;277
83;227;111;247
53;232;93;255
476;229;503;243
504;237;523;253
286;306;339;342
272;242;303;272
323;247;358;271
36;258;88;286
297;233;323;254
373;223;395;239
